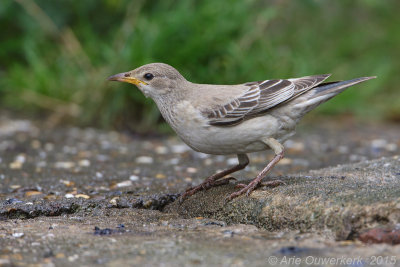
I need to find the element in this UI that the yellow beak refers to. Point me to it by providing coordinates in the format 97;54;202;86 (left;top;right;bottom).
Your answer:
107;72;148;86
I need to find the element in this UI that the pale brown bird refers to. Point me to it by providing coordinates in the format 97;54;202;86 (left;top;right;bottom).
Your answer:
108;63;375;201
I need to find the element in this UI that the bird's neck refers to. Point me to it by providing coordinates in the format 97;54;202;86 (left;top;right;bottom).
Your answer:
152;89;183;127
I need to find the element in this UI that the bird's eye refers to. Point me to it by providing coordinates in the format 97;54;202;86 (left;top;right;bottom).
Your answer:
143;73;154;80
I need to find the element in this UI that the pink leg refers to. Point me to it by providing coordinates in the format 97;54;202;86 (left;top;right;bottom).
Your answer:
180;154;249;202
226;138;285;201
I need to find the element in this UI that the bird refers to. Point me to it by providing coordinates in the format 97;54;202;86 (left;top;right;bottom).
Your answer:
108;63;375;202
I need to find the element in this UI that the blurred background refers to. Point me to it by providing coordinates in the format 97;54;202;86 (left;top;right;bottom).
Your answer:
0;0;399;133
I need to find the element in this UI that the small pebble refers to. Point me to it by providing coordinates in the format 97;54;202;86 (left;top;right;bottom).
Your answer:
55;253;65;259
77;150;91;158
143;200;153;208
156;173;166;179
65;194;74;198
44;194;56;200
196;152;209;159
78;159;91;167
279;158;293;165
371;139;387;148
204;221;224;227
60;180;75;187
96;172;103;178
94;227;112;235
109;197;119;205
359;228;400;245
129;175;139;181
15;154;26;163
155;146;168;154
25;191;42;197
278;246;311;255
9;161;23;169
204;158;213;166
386;143;397;152
5;198;23;204
12;233;24;238
68;254;79;262
115;180;133;188
75;194;90;199
221;230;234;238
55;161;75;169
284;140;305;152
135;156;154;164
226;158;238;166
186;167;197;173
10;185;21;189
31;140;41;149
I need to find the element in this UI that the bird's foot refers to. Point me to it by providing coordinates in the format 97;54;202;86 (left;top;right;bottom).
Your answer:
179;176;237;203
225;179;285;202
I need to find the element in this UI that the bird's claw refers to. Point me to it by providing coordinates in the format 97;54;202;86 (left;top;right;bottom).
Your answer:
179;176;237;203
225;179;285;202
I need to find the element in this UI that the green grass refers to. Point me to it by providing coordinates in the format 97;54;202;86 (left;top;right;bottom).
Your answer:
0;0;399;132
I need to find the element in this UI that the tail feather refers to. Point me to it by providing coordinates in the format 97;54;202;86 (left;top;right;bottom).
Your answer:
291;76;376;115
313;76;376;98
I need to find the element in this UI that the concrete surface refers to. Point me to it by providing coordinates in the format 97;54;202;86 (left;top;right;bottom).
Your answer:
1;115;400;266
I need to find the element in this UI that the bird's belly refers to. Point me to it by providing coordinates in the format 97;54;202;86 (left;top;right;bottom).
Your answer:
173;115;295;155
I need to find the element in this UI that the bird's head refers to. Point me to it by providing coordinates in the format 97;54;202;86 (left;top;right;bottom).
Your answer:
107;63;187;98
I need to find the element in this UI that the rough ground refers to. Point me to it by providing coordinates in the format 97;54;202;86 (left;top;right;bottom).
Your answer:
1;115;400;266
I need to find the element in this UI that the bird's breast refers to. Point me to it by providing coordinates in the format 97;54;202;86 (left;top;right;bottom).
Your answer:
156;100;295;155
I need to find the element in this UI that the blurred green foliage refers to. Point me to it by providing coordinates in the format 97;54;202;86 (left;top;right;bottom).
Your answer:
0;0;399;132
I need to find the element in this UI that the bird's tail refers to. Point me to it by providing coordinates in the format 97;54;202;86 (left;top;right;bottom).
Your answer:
291;76;376;116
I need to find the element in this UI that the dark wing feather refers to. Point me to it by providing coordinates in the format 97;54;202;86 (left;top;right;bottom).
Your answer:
203;74;330;126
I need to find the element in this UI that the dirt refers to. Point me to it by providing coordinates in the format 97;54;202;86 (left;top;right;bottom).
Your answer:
1;115;400;266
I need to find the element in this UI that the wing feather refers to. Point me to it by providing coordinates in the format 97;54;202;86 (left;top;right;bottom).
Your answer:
203;74;330;126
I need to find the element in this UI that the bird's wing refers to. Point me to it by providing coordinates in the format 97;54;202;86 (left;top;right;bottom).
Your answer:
203;74;330;126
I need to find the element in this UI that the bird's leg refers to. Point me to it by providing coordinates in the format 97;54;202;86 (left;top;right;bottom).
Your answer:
226;138;285;201
180;154;249;202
